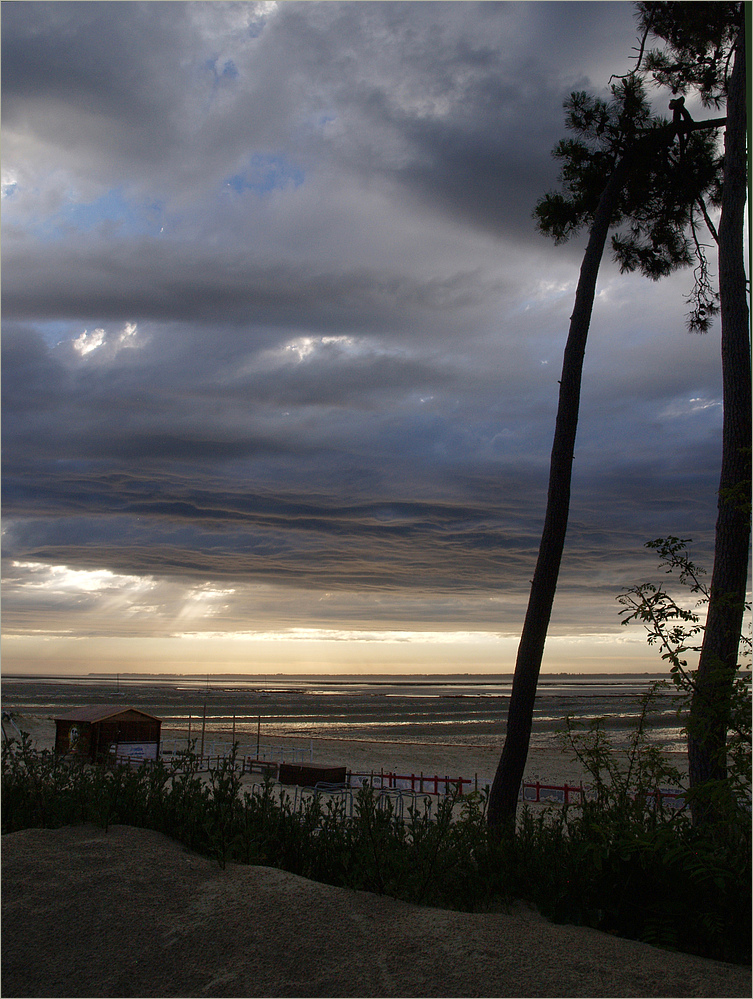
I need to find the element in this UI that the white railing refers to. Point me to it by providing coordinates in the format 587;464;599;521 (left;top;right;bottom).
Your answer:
158;740;313;764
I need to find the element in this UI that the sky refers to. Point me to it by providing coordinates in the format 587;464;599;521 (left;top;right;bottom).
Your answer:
1;1;731;676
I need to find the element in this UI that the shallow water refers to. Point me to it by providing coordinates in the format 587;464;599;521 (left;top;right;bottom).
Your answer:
1;672;685;752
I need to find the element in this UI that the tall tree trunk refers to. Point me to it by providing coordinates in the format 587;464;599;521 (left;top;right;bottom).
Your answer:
486;160;629;830
485;115;727;832
688;29;750;819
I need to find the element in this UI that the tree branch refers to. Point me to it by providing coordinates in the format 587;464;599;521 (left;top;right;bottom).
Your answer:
696;197;719;244
609;22;653;83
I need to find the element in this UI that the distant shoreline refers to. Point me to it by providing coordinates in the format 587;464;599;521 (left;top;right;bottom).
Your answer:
3;670;668;682
2;670;686;755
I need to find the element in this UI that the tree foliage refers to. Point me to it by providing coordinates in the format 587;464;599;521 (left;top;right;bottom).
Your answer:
636;1;746;339
637;1;743;105
618;537;751;810
534;76;721;327
488;3;743;830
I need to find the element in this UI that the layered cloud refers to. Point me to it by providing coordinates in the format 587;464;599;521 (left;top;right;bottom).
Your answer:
1;2;726;672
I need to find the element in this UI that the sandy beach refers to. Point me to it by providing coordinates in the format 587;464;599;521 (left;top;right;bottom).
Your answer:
5;710;688;792
3;823;749;998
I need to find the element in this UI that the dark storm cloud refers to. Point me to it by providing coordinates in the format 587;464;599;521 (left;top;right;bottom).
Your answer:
2;242;498;328
255;1;640;238
1;2;640;242
1;3;176;122
1;2;727;648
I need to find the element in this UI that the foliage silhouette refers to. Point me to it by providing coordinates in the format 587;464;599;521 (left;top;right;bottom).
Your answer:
487;60;727;829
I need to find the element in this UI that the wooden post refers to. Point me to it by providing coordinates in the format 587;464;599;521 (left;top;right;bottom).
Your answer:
232;714;236;745
256;715;261;758
187;714;192;749
200;701;207;760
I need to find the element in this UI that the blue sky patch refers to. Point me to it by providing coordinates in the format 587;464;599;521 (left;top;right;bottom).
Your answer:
32;321;81;348
206;56;239;84
28;189;165;241
226;154;304;196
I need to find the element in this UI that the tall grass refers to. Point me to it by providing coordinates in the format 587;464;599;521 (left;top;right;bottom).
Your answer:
2;731;749;964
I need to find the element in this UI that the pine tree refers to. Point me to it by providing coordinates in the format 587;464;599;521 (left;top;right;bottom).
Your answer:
487;33;730;829
636;1;750;823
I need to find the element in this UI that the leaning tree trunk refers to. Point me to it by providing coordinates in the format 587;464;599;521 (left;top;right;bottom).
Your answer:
486;160;629;830
687;29;750;821
485;113;727;831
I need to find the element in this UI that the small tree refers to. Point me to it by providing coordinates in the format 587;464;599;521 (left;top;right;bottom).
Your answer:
618;537;751;812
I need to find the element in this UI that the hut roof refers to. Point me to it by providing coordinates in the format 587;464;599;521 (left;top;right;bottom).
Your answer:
54;705;162;724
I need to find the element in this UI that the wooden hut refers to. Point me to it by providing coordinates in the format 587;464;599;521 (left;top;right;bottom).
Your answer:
54;705;162;763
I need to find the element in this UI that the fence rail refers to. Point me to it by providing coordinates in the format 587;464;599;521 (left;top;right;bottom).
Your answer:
345;770;685;808
112;750;687;810
158;741;312;764
117;751;285;775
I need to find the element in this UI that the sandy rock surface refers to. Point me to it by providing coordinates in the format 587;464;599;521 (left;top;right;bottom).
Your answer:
2;824;749;999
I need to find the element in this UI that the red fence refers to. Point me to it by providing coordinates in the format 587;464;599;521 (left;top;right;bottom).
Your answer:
112;753;686;809
346;770;686;807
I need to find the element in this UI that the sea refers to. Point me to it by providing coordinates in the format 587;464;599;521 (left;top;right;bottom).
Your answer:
0;672;686;752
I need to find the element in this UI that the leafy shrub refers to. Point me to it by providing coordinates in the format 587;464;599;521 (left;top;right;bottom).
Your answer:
618;536;751;814
550;691;751;963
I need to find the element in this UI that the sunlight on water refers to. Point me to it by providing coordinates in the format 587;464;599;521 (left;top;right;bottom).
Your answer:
2;672;686;751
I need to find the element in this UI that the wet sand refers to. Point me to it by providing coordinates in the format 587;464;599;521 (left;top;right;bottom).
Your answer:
1;672;687;790
4;709;687;791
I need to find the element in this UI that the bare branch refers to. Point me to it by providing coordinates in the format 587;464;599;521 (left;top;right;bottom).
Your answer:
696;196;719;244
685;209;720;333
609;23;653;84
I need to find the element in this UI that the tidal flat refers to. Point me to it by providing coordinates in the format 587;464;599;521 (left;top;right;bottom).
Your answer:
2;672;685;787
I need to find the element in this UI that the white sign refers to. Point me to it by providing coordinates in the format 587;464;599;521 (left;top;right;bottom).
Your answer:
115;742;158;762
